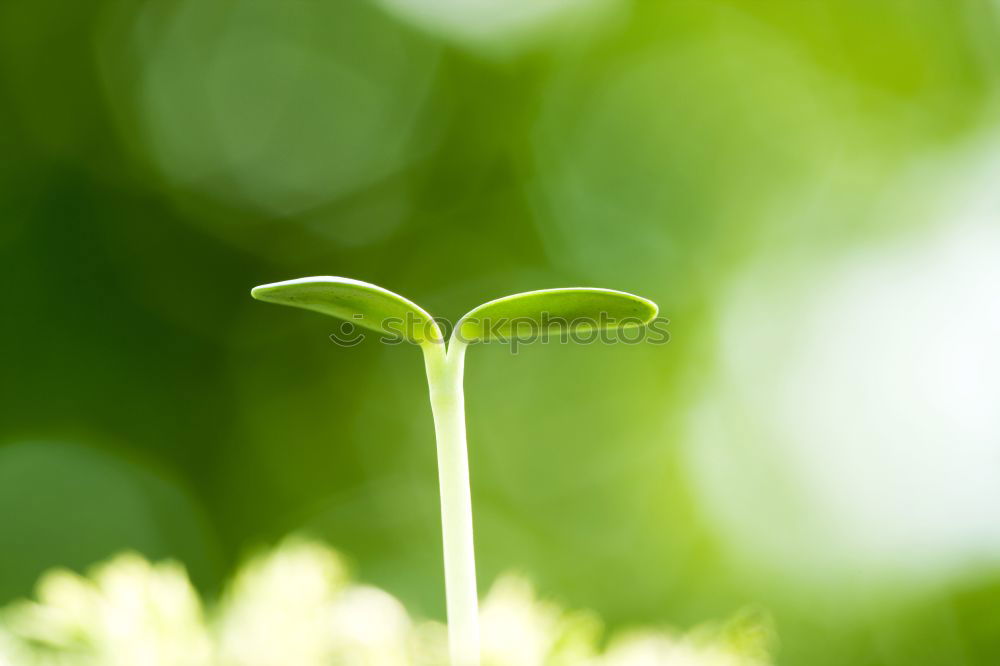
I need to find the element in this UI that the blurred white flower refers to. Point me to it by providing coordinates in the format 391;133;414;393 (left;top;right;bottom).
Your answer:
4;553;212;666
600;632;764;666
328;585;413;666
478;575;599;666
0;630;23;666
0;539;772;666
215;539;348;666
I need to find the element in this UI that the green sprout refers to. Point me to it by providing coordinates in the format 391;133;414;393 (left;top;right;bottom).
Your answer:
251;277;659;666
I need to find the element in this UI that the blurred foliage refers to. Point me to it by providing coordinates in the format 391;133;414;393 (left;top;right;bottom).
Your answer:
2;0;1000;664
0;538;773;666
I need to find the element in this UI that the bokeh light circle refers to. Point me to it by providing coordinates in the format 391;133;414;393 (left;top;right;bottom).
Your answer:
100;0;441;216
687;138;1000;588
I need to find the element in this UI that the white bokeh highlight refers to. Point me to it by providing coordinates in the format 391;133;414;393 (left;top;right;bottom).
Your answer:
374;0;623;56
688;131;1000;586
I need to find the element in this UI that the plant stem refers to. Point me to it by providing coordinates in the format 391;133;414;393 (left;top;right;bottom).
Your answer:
423;339;480;666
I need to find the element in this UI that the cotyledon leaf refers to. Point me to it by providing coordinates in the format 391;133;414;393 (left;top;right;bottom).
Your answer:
455;287;658;343
251;276;442;344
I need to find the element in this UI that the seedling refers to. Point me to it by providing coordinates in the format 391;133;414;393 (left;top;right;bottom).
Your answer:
251;277;658;666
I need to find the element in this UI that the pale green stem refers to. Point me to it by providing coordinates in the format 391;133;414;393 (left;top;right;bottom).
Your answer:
422;338;480;666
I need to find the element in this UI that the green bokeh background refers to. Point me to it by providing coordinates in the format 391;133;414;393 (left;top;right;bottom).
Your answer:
3;0;1000;663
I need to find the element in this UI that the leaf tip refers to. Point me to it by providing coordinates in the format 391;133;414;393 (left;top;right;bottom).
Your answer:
249;283;277;303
